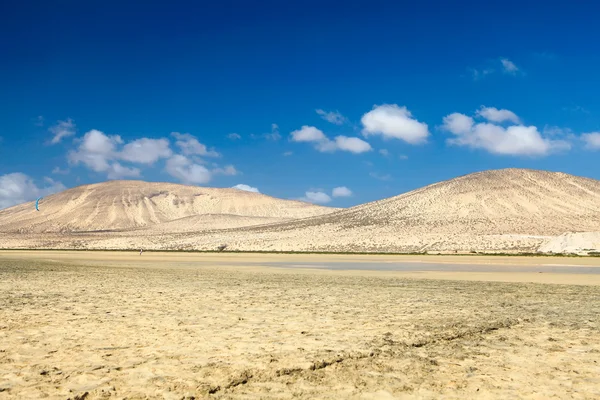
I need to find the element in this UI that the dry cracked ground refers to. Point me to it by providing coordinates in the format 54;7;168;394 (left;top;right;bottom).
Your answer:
0;259;599;399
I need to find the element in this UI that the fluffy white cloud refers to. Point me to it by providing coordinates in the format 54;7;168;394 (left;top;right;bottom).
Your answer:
301;191;332;204
442;113;474;134
232;184;259;193
227;133;241;140
332;186;352;197
476;106;521;124
68;129;123;172
120;138;172;164
165;155;212;184
172;132;220;157
379;149;389;156
290;126;372;154
501;58;519;74
0;173;66;210
582;132;600;150
49;118;76;144
290;126;327;142
316;109;346;125
361;104;429;144
442;111;571;156
332;136;372;153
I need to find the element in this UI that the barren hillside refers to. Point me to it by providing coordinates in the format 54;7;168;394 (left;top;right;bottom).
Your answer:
149;168;600;252
0;180;339;233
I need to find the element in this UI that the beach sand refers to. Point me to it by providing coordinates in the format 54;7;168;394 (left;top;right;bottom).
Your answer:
1;251;599;399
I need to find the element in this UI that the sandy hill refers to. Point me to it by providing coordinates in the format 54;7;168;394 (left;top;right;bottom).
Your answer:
1;169;600;253
0;180;339;233
149;168;600;253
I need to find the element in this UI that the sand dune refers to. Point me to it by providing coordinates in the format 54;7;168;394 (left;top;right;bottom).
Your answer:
0;180;338;233
1;169;600;253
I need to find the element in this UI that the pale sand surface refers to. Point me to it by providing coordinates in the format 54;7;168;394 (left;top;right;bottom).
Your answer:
1;252;600;399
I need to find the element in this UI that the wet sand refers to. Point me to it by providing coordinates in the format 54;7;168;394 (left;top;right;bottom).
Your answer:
1;251;599;399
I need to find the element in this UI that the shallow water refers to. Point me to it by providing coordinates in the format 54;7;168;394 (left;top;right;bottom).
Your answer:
264;261;600;274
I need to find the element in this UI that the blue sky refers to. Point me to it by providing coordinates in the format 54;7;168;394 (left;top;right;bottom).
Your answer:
1;0;600;209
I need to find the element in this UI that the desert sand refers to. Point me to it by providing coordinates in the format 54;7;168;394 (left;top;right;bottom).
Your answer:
1;251;599;399
1;168;600;254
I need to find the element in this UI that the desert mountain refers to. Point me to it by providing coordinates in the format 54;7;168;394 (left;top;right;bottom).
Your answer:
0;180;339;233
153;168;600;253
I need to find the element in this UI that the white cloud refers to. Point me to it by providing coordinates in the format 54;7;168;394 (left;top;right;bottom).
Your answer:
301;191;332;204
68;129;123;172
476;106;521;124
232;184;259;193
227;133;241;140
442;113;474;135
332;186;352;197
290;126;371;154
165;155;212;184
213;165;238;176
172;132;220;157
442;111;571;156
399;154;408;160
49;118;76;144
582;132;600;150
107;162;141;179
316;109;346;125
290;126;327;142
331;136;372;153
379;149;389;156
361;104;429;144
0;173;66;210
283;151;293;156
119;138;172;164
500;58;519;74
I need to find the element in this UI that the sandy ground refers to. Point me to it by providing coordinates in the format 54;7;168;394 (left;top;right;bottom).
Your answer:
1;252;599;399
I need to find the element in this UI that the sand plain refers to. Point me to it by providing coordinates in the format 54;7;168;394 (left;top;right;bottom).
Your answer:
1;251;599;399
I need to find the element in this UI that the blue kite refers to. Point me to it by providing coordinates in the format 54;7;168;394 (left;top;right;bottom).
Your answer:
35;197;43;211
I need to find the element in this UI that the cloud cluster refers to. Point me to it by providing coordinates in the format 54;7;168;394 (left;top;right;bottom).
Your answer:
67;129;236;182
300;186;353;204
0;173;66;210
442;107;570;156
290;126;372;154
